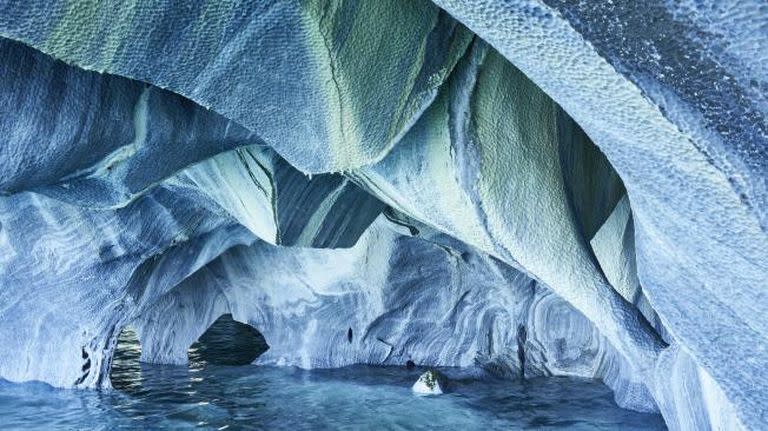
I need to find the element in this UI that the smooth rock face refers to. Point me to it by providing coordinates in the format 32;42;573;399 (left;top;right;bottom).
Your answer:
412;370;447;395
0;1;765;430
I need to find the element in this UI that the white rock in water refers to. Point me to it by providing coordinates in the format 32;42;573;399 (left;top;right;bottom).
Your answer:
412;370;446;395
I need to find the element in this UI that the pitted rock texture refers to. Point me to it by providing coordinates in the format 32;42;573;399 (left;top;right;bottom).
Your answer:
0;1;765;430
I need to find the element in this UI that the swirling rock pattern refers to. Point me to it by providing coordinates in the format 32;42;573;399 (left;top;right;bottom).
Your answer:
133;218;652;409
0;1;765;430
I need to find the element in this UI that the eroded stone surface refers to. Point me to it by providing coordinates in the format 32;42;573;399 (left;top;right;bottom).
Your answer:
0;1;765;430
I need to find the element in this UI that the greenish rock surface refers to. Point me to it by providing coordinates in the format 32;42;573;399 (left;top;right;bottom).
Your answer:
0;1;765;430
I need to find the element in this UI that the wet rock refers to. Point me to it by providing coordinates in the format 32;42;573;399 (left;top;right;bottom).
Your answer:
412;370;447;395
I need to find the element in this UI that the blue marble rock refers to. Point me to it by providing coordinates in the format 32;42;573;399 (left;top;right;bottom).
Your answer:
0;1;765;430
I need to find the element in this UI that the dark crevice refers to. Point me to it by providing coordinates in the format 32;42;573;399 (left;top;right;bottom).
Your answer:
382;207;420;236
516;324;527;378
73;372;88;386
188;314;269;366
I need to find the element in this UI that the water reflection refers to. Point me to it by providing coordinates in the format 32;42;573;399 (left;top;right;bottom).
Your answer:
188;314;269;367
111;315;269;394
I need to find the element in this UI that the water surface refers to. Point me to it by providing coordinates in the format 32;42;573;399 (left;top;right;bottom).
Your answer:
0;325;667;430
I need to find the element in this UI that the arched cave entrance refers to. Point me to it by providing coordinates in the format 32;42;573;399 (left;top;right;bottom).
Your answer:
110;314;269;390
188;314;269;366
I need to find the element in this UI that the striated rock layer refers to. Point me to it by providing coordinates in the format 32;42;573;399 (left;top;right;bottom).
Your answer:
0;1;765;430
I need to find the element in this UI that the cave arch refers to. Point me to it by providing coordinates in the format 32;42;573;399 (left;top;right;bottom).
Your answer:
0;1;762;428
188;314;269;366
109;315;269;389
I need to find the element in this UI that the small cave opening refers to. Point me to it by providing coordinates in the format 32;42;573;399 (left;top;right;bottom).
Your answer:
188;314;269;366
109;315;269;390
110;325;142;392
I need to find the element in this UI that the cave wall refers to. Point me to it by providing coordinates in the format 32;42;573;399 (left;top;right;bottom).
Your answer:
428;2;766;428
131;217;653;410
0;1;765;430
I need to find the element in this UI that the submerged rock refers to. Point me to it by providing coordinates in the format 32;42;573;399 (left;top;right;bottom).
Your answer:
412;370;447;395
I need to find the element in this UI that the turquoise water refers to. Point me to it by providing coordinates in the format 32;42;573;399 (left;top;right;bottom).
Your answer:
0;326;666;430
